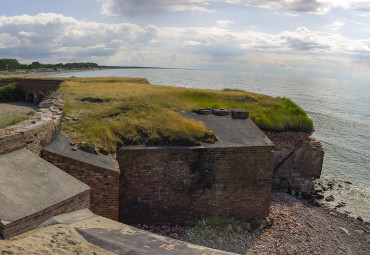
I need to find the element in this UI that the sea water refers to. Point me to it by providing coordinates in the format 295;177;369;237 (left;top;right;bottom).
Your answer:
49;68;370;220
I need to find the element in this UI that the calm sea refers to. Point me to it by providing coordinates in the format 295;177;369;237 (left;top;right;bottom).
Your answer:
48;68;370;220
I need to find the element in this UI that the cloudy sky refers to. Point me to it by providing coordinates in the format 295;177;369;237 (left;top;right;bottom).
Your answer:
1;0;370;80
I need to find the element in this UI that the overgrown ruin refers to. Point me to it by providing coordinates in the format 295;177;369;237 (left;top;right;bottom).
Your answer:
0;79;324;239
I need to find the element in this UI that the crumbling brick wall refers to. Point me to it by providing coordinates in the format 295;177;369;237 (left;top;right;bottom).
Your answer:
0;103;62;156
266;132;324;195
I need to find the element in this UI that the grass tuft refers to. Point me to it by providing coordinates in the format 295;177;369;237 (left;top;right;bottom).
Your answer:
195;218;239;233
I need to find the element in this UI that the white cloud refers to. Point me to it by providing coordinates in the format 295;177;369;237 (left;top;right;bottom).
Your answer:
99;0;212;17
320;0;370;12
1;12;370;78
98;0;370;17
324;21;345;31
215;20;234;28
222;0;370;14
0;13;158;60
2;13;369;59
224;0;329;14
183;40;201;46
0;33;20;48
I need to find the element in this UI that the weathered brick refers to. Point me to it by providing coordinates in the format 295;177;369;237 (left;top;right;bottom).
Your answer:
0;190;89;239
117;146;274;225
41;150;119;221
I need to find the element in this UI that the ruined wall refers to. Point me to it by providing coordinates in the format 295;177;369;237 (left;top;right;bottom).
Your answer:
0;99;63;156
41;150;119;221
117;146;274;225
0;78;63;103
266;132;324;195
0;190;90;239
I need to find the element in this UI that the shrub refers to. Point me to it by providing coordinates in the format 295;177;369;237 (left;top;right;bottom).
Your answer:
0;82;19;102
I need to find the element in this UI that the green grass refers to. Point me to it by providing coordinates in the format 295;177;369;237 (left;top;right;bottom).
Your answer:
56;77;313;153
195;218;239;233
0;114;28;128
0;82;19;102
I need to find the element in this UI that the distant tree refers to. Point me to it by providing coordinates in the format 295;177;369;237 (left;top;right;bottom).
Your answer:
30;61;42;69
0;59;20;71
0;58;100;71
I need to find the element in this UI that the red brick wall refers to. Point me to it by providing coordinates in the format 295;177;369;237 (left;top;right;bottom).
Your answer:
117;146;274;225
41;150;119;221
0;190;89;239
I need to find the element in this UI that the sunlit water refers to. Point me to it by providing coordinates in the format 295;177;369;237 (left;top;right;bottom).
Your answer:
49;68;370;220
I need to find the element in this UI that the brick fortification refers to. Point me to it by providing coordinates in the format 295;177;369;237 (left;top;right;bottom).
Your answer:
42;149;119;221
0;79;324;239
0;190;90;239
0;78;63;103
117;146;274;225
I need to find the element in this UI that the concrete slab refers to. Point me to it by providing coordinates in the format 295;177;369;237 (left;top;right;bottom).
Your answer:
121;112;272;151
42;211;236;255
44;133;118;172
76;227;237;255
38;209;96;228
0;149;90;222
184;112;272;148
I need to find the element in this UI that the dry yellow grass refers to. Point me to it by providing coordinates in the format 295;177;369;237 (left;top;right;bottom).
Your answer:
57;77;312;153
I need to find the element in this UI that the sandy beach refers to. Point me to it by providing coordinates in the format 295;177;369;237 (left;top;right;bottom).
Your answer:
0;224;115;255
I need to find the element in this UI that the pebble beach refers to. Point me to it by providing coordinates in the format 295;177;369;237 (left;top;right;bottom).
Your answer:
137;192;370;255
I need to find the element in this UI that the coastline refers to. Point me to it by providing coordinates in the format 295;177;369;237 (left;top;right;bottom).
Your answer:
46;67;368;227
0;66;183;77
315;175;370;223
2;68;367;224
0;72;368;254
0;67;108;77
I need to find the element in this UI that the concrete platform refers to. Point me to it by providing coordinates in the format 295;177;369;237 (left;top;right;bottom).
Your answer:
45;133;118;172
184;112;272;148
42;209;236;255
0;149;90;238
123;112;272;150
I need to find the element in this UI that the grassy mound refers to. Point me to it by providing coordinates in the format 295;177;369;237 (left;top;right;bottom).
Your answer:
58;77;313;153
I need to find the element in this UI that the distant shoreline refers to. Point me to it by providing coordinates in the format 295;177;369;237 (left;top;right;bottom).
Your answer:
0;66;185;77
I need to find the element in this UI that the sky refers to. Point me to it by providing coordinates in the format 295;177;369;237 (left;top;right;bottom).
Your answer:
1;0;370;80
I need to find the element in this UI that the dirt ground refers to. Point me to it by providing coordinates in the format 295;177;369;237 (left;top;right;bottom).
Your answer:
0;101;37;117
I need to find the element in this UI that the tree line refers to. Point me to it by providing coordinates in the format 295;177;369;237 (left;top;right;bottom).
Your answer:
0;58;99;71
